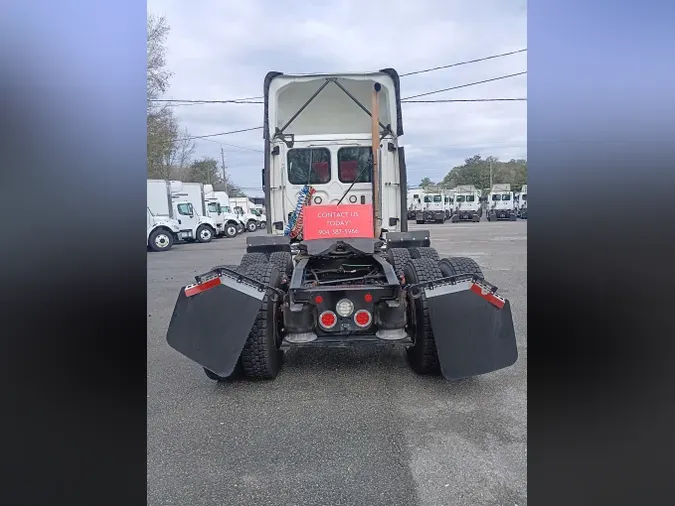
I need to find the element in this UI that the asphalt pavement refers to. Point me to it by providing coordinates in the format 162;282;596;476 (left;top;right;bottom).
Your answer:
147;219;527;506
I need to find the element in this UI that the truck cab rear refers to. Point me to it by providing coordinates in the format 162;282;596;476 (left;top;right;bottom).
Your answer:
450;185;481;223
487;184;517;221
165;69;517;383
416;193;447;223
516;184;527;219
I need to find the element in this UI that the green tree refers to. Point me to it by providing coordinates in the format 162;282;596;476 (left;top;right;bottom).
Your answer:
440;154;527;193
419;177;434;189
185;157;222;185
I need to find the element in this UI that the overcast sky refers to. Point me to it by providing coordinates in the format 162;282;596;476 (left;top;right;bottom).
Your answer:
148;0;527;197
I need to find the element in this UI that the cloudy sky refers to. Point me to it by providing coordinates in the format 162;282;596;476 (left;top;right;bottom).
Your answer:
148;0;527;197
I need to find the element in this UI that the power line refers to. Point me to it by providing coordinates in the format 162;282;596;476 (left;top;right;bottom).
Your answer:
152;50;527;105
402;98;526;103
399;48;527;77
150;96;263;104
199;137;264;153
171;126;263;143
401;71;527;100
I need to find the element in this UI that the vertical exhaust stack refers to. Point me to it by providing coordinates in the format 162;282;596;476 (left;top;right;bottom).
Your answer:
372;82;381;238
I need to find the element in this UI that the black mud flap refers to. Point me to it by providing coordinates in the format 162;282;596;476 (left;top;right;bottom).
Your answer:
425;279;518;380
166;275;265;377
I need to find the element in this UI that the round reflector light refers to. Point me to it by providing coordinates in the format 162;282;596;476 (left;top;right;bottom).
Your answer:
354;310;372;328
315;295;323;304
335;299;354;317
364;293;373;303
319;310;337;329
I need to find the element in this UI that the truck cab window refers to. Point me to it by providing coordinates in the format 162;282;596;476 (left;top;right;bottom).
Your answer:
177;203;193;215
492;195;501;201
522;194;527;201
501;194;511;201
433;195;442;203
287;148;331;185
208;202;220;213
338;147;372;183
424;196;432;203
456;195;466;203
466;195;475;202
221;205;231;213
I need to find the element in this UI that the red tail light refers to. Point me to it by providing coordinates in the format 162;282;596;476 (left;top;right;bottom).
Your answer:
319;310;337;329
354;310;372;328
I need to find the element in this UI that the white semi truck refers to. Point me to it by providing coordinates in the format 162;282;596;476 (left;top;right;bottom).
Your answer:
165;69;518;383
146;207;180;252
450;185;482;223
515;184;527;219
407;188;424;220
147;179;218;243
416;191;448;224
487;183;517;221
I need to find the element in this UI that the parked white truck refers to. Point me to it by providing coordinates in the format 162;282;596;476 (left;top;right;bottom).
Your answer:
147;179;218;243
230;197;262;232
407;188;424;220
203;184;243;238
146;207;181;252
487;183;517;221
515;184;527;219
416;191;448;224
450;185;482;223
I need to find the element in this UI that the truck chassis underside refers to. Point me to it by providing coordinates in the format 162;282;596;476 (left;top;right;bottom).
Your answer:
166;234;518;382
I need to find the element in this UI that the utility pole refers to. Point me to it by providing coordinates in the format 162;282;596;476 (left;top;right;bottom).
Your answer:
220;146;228;194
489;158;493;189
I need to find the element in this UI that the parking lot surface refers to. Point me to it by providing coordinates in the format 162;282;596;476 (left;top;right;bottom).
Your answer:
147;220;527;506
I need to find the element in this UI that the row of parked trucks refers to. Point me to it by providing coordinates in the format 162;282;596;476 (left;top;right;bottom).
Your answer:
407;183;527;223
146;179;267;252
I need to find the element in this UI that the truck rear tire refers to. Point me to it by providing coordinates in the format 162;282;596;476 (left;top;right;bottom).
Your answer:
386;247;412;277
269;251;293;276
404;258;442;375
148;229;174;252
240;252;268;269
410;247;440;262
239;263;284;379
438;257;484;279
196;225;214;243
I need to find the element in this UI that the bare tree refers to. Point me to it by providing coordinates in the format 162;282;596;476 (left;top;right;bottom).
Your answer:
165;127;196;179
147;14;172;105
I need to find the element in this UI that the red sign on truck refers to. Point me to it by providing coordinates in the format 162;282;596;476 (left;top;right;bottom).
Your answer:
303;204;374;240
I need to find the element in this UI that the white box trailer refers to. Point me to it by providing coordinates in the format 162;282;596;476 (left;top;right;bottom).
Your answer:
147;179;173;218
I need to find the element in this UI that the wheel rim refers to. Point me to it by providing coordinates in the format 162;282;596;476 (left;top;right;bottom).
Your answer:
200;229;211;240
154;233;170;248
227;225;236;236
